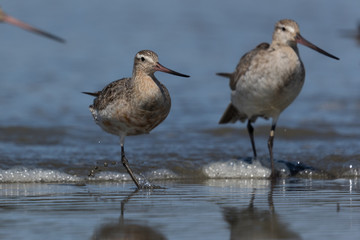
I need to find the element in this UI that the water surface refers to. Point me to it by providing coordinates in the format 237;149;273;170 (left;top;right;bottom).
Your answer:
0;0;360;239
1;179;359;240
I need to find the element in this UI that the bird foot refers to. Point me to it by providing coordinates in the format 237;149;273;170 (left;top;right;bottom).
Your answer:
269;170;281;180
136;175;165;189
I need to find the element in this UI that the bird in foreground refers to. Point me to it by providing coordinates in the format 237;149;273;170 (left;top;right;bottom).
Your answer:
0;7;65;43
83;50;189;189
217;19;339;178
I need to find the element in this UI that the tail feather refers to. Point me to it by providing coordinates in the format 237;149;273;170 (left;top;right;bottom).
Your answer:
82;91;100;97
219;104;244;124
216;72;232;78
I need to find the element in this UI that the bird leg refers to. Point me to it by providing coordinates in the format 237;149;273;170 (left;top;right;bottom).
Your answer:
267;123;277;178
121;145;141;189
247;120;257;159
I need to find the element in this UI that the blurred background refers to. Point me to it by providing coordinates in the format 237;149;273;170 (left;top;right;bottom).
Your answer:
0;0;358;128
0;0;359;179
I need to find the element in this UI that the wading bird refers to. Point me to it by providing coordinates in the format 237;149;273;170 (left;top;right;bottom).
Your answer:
84;50;189;188
217;19;339;178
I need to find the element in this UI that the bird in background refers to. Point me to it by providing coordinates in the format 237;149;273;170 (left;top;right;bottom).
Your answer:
339;22;360;46
0;7;65;43
83;50;189;189
217;19;339;178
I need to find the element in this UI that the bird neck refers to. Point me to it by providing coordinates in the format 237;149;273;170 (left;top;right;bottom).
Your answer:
289;42;300;55
271;41;300;57
132;70;163;95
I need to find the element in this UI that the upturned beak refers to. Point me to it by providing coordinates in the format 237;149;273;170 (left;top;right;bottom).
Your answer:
296;34;339;60
2;13;65;43
155;62;190;78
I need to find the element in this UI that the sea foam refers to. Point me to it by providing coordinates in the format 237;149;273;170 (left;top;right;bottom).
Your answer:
0;167;81;183
203;159;271;178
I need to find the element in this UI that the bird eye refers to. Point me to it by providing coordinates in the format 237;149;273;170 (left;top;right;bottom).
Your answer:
141;57;145;62
281;27;286;32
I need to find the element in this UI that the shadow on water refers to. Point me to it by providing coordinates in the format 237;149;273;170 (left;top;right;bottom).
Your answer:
91;189;167;240
222;181;302;240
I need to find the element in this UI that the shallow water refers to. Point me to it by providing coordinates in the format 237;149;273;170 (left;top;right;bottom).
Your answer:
1;179;359;240
0;0;360;239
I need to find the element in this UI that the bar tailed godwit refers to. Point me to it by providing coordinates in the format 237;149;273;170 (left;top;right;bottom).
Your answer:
0;7;65;43
217;19;339;178
83;50;189;188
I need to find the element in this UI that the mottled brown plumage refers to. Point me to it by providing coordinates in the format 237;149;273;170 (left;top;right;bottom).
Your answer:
84;50;189;188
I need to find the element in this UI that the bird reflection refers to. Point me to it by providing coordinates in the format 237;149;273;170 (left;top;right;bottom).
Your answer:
91;189;167;240
223;182;301;240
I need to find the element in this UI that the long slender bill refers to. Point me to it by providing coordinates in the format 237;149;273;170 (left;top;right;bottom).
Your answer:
155;62;190;78
296;34;339;60
3;14;65;43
